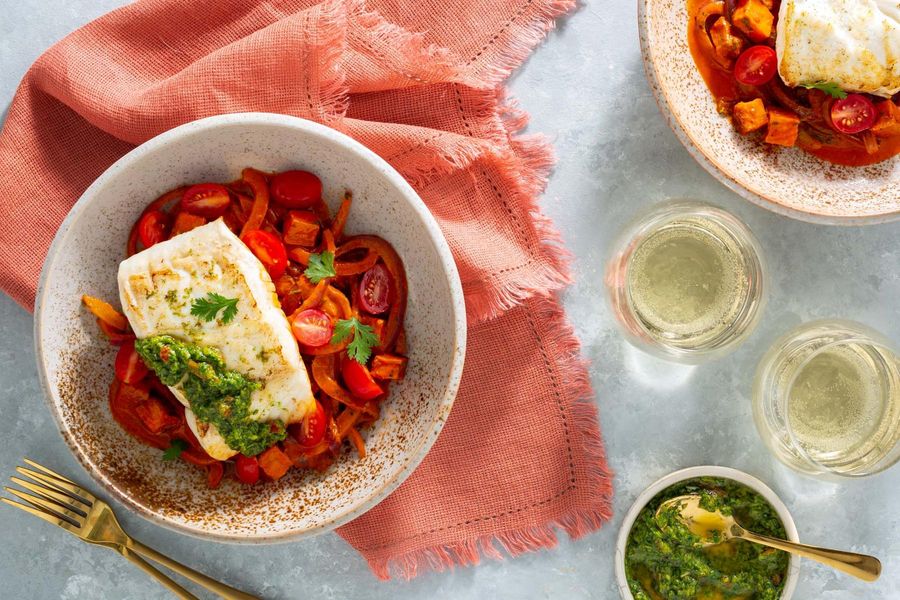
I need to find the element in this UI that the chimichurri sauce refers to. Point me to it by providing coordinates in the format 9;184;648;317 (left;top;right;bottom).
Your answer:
625;477;789;600
135;335;286;456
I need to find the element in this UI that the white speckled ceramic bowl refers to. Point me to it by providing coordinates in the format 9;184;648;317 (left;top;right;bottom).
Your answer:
615;466;800;599
34;113;466;542
638;0;900;225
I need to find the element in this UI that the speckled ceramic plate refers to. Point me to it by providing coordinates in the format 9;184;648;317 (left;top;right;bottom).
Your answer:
638;0;900;224
34;113;466;542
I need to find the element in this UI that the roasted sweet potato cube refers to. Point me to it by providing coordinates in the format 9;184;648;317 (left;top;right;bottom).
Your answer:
732;0;774;42
170;212;206;236
258;446;292;481
370;354;408;381
733;99;768;134
282;210;320;246
765;108;801;147
872;100;900;138
709;17;745;62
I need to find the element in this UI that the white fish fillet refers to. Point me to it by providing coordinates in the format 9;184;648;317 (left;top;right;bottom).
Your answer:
117;219;314;460
777;0;900;97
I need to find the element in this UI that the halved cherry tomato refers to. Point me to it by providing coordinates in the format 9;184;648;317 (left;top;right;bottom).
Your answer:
242;229;288;279
235;455;260;485
341;359;383;401
734;46;777;86
359;263;393;315
181;183;231;218
831;94;877;134
290;309;333;347
137;210;169;248
282;210;320;246
115;340;149;384
270;170;322;209
292;399;327;447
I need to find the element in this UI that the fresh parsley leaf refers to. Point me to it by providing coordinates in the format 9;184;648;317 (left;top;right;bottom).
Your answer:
332;317;380;364
162;439;188;461
801;82;847;100
190;292;239;324
304;251;336;283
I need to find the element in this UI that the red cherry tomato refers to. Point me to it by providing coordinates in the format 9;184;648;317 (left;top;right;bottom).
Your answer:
359;263;393;315
293;400;327;447
342;359;383;401
290;309;333;347
235;455;260;485
181;183;231;218
734;46;777;86
242;229;288;279
114;340;149;384
137;210;169;248
830;94;877;134
270;170;322;209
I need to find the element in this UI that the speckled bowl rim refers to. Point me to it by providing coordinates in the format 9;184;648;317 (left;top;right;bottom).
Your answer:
637;0;900;226
33;112;467;543
614;465;801;600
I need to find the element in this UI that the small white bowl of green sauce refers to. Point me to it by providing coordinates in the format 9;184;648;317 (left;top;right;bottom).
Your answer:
615;466;800;600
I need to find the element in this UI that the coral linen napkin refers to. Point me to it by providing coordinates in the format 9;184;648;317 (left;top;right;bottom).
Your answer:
0;0;612;579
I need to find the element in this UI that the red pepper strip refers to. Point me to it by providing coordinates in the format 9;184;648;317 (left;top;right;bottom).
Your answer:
96;318;135;346
334;250;378;276
206;462;224;488
126;187;186;255
347;428;366;458
312;354;379;416
323;229;336;253
320;286;351;321
336;235;407;348
126;226;140;257
82;295;129;332
287;245;312;265
336;408;361;438
293;276;352;322
297;279;328;312
240;168;270;238
330;192;352;241
227;179;252;197
312;198;331;224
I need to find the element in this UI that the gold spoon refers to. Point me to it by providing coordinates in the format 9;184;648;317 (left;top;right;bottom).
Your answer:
657;495;882;582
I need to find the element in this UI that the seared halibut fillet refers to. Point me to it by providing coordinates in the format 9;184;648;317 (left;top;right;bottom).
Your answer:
117;219;314;460
776;0;900;97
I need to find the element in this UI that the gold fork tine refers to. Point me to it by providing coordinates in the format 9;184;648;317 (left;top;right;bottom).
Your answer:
4;488;83;530
10;477;89;517
24;458;79;487
1;497;76;530
15;467;92;507
23;458;96;501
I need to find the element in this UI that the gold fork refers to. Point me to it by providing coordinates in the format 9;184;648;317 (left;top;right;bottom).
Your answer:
2;458;259;600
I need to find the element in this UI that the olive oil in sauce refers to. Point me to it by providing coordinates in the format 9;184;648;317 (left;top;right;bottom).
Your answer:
626;217;750;348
